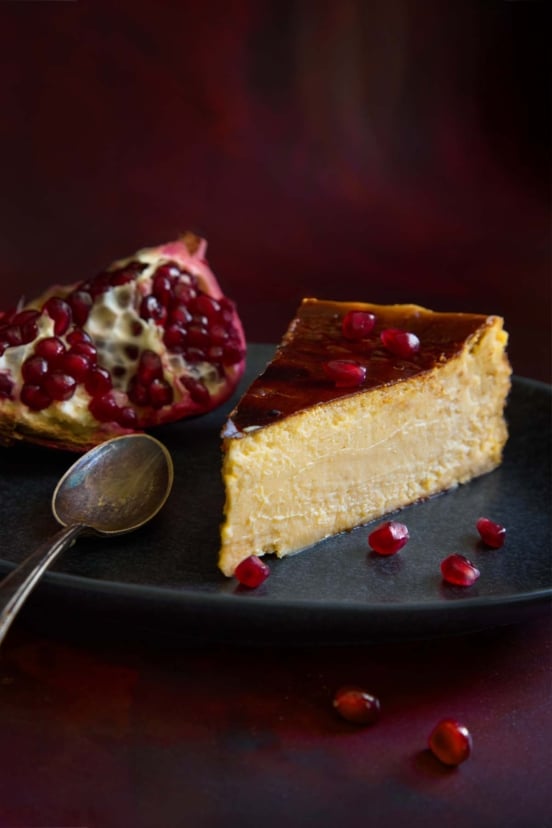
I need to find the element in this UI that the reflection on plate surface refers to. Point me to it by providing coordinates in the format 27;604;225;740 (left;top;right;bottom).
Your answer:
0;345;550;643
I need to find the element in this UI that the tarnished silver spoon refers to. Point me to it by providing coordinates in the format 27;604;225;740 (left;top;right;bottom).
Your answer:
0;433;174;646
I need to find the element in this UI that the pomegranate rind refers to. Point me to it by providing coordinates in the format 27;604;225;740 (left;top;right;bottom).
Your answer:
0;232;246;452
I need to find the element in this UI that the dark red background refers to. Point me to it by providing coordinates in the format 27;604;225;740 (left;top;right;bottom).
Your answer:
0;3;550;827
0;0;550;380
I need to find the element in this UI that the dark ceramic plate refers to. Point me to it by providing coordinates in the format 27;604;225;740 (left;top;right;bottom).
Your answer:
0;345;550;644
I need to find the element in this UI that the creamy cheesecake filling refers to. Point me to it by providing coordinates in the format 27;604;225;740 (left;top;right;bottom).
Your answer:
219;301;510;576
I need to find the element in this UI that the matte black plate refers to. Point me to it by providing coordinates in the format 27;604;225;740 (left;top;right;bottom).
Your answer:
0;345;550;644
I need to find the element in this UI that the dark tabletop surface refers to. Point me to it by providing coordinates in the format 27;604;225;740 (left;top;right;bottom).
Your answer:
0;2;550;827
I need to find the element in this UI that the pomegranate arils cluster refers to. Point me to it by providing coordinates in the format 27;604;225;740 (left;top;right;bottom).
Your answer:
0;233;246;451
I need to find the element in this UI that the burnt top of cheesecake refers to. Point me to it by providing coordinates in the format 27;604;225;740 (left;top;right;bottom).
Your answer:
224;298;497;436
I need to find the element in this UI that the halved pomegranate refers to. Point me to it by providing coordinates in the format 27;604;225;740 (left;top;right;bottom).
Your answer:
0;232;246;451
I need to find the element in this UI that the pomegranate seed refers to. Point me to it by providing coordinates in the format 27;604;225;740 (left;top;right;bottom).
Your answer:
182;376;210;405
139;295;167;325
342;310;376;340
185;347;207;363
428;719;472;766
67;290;93;325
87;272;111;297
152;272;173;304
109;268;137;286
186;324;210;348
149;378;174;409
0;372;14;398
21;356;49;384
440;554;480;587
476;517;506;548
154;262;181;282
57;352;92;382
12;310;40;343
172;283;196;305
137;350;163;385
127;377;149;406
42;372;77;402
3;325;23;346
380;328;420;359
191;293;221;320
168;305;192;326
20;384;51;411
66;328;93;346
210;324;229;345
323;359;367;387
85;366;112;396
163;324;187;352
43;297;72;335
368;521;409;555
234;555;270;588
117;406;138;428
69;341;98;362
35;336;66;361
333;686;381;725
88;393;119;422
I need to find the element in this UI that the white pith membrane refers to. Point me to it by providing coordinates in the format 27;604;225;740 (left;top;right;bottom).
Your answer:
0;236;246;450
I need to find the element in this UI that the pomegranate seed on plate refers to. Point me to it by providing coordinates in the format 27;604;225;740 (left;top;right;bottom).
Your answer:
476;517;506;548
234;555;270;588
368;521;409;555
380;328;420;359
440;553;480;587
333;686;381;725
341;310;376;340
323;359;367;387
428;718;472;766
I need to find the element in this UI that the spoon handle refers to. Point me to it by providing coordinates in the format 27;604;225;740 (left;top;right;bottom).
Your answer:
0;524;85;646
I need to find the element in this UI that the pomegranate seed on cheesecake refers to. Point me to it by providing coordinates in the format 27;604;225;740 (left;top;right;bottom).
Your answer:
218;298;511;577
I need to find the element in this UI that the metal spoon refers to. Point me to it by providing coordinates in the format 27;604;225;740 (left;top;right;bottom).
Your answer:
0;433;174;646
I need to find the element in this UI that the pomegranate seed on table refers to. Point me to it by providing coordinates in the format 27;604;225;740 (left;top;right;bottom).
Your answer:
380;328;420;359
368;521;410;555
476;517;506;548
234;556;270;588
323;359;367;387
341;310;376;340
333;686;381;725
440;553;480;587
428;718;473;766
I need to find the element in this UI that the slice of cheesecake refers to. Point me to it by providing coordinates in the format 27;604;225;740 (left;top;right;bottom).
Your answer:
218;298;511;576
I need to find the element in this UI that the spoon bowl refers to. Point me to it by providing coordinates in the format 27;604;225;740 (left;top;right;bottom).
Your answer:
0;433;174;646
53;433;174;535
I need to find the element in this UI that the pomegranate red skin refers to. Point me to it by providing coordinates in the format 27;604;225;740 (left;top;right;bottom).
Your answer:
428;718;473;766
0;233;246;452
